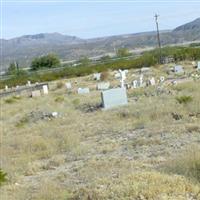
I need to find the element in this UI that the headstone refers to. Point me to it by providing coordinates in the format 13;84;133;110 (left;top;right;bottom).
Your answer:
149;77;156;86
119;69;127;88
139;74;143;87
97;82;110;90
140;67;150;73
114;73;121;79
93;73;101;81
133;80;138;88
78;88;90;94
101;88;128;109
174;65;184;74
5;85;8;91
43;85;48;95
31;90;41;97
160;76;165;83
27;81;31;87
197;61;200;70
65;82;72;89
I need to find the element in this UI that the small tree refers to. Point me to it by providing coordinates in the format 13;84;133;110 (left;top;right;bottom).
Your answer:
31;54;60;70
0;169;7;186
7;62;17;75
78;57;91;66
116;48;131;58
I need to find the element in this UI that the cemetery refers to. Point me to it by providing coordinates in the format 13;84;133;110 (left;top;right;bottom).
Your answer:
1;61;200;200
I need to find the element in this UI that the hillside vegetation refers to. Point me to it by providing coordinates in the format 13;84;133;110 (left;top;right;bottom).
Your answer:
1;46;200;89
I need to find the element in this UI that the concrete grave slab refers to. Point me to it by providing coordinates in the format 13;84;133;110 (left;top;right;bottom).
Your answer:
97;82;110;90
78;88;90;94
31;90;41;97
101;87;128;109
174;65;184;74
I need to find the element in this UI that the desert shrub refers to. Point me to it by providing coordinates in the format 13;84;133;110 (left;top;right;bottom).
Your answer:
54;96;65;102
100;71;109;81
0;169;7;186
176;95;193;104
56;81;64;89
163;147;200;183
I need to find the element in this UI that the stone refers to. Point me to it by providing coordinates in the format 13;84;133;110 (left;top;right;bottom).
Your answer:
5;85;8;91
78;88;90;94
114;73;121;79
65;82;72;89
97;82;110;90
119;69;127;88
51;112;58;118
197;61;200;70
149;77;156;86
139;74;144;87
174;65;184;74
133;80;138;88
101;88;128;109
31;90;41;97
27;81;31;87
93;73;101;81
43;85;48;94
160;76;165;83
140;67;150;73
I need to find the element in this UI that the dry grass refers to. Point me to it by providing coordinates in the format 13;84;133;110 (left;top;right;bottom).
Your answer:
1;66;200;199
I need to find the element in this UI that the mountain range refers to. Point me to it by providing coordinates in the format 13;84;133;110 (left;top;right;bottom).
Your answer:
1;18;200;72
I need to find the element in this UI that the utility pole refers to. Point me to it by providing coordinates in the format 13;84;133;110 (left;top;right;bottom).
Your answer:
154;14;162;63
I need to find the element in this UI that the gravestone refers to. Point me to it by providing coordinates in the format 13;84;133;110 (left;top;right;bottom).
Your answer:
93;73;101;81
43;85;48;95
97;82;110;90
139;74;143;87
65;82;72;89
31;90;41;97
5;85;8;91
197;61;200;70
133;80;138;88
174;65;184;74
119;69;127;88
78;88;90;94
149;77;156;86
27;81;31;87
160;76;165;83
101;88;128;109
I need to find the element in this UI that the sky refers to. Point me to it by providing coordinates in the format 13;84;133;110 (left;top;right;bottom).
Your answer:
1;0;200;39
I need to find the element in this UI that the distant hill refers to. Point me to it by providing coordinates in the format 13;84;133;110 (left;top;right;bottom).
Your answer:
1;18;200;72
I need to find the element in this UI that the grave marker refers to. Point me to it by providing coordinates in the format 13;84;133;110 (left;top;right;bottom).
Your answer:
133;80;138;88
174;65;184;74
43;85;48;94
65;82;72;89
93;73;101;81
197;61;200;70
78;88;90;94
97;82;110;90
31;90;41;97
101;88;128;109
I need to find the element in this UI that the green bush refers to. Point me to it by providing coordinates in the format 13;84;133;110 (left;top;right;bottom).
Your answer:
0;169;7;186
176;95;193;104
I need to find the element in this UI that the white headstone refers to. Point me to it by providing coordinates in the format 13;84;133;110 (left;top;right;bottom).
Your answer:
197;61;200;70
97;82;110;90
160;76;165;83
27;81;31;87
43;85;48;95
149;77;156;86
65;82;72;89
78;88;90;94
93;73;101;81
133;80;138;88
101;88;128;109
139;74;143;87
31;90;41;97
174;65;184;74
5;85;8;91
119;69;127;88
